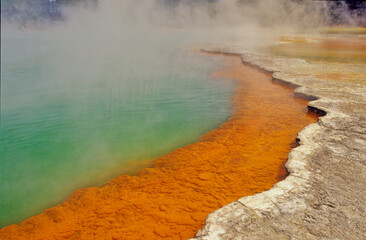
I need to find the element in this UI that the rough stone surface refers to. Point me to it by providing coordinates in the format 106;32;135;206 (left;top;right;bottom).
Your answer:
196;46;366;239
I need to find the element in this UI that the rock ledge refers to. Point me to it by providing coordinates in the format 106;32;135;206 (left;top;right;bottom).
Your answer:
195;47;366;239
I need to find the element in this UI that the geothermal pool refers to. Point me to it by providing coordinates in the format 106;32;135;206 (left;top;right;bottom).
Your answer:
0;52;319;240
0;29;235;227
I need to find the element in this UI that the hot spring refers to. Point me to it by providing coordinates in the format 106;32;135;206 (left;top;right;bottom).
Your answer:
0;26;235;227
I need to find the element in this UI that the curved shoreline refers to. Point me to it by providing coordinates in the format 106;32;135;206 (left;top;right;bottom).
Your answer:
0;54;319;239
195;46;366;239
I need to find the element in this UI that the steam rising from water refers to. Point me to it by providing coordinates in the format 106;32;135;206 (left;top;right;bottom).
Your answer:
3;0;334;46
1;0;331;228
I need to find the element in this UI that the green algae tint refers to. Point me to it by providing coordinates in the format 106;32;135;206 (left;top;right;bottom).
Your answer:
0;29;235;227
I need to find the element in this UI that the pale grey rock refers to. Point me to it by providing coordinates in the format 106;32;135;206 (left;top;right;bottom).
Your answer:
194;46;366;239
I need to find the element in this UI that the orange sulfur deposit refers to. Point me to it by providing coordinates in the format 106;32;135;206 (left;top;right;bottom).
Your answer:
0;55;319;240
272;37;366;63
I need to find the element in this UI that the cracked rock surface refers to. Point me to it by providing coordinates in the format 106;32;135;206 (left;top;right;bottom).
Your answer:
196;43;366;239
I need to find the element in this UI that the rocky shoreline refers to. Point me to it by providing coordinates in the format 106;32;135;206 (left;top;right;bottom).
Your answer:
195;46;366;239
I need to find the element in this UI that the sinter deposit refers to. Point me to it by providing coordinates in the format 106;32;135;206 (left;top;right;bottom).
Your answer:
196;35;366;239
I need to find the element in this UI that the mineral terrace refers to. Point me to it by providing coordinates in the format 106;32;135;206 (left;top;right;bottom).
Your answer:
197;35;366;240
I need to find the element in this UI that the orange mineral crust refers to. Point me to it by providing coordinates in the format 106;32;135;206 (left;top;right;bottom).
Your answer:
0;55;319;240
272;37;366;63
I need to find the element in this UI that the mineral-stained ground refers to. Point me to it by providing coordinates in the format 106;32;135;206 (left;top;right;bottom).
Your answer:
196;34;366;239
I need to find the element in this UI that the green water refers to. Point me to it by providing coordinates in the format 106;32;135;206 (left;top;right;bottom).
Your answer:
0;28;235;227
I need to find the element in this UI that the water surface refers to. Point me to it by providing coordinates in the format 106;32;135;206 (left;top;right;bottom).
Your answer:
0;28;235;227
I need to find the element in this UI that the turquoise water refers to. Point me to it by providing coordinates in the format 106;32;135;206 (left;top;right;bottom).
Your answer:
0;28;235;227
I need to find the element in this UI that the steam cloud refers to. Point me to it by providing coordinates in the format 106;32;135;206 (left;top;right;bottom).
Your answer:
3;0;334;34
